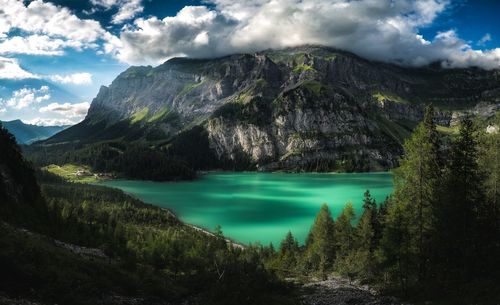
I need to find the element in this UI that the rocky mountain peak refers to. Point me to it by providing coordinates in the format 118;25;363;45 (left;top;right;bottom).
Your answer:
45;45;500;172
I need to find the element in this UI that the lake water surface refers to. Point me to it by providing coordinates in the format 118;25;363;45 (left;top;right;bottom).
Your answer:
99;172;393;245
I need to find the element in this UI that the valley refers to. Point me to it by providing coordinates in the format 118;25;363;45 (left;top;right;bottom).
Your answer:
26;46;500;181
2;46;499;305
2;0;500;303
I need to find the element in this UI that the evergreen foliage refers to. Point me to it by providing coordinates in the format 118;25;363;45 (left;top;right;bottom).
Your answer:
0;126;294;305
265;106;499;303
303;204;335;276
2;106;500;304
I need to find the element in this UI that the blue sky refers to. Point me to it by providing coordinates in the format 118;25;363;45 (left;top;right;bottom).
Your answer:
0;0;499;126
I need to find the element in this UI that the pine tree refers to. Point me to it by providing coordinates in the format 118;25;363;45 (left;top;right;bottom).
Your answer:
303;204;336;276
356;208;374;251
277;231;299;270
389;105;441;283
334;202;355;258
437;117;487;281
378;199;412;293
280;231;299;255
212;224;227;250
362;190;380;250
478;113;500;247
354;202;376;279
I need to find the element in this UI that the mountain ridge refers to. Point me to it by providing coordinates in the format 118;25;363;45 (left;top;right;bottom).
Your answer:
36;45;500;176
1;120;69;144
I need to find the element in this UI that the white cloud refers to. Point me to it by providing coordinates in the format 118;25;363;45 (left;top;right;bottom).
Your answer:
114;6;233;64
0;57;39;79
0;0;113;56
112;0;143;24
90;0;143;24
23;117;75;126
39;102;90;118
110;0;500;69
0;35;76;56
478;33;492;46
0;55;93;84
0;107;5;113
90;0;118;7
49;73;92;85
4;86;50;110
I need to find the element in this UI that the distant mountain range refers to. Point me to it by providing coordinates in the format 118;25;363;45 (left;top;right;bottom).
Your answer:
1;120;69;144
37;45;500;174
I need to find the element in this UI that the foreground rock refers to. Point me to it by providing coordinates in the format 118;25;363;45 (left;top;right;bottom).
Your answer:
300;276;406;305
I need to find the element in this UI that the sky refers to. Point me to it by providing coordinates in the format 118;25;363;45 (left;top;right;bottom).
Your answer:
0;0;499;126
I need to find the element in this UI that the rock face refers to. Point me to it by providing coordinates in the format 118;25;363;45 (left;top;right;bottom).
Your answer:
47;45;500;171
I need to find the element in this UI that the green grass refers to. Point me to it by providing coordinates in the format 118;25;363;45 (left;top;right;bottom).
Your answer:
130;107;149;124
437;125;459;135
301;80;322;96
267;52;307;64
235;91;253;104
375;116;413;144
292;64;315;74
178;81;204;96
147;106;170;123
255;78;268;88
279;149;303;161
42;164;102;183
373;92;410;105
120;66;153;79
324;55;337;61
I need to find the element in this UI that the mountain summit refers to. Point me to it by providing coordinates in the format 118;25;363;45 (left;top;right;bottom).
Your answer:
41;46;500;174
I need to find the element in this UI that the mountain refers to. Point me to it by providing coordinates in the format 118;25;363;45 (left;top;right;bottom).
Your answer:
0;124;292;305
39;45;500;175
1;120;69;144
0;124;47;226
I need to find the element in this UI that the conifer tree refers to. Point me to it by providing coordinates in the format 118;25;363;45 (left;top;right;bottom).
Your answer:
378;200;412;293
362;190;380;250
386;105;441;283
334;202;355;257
303;204;336;275
437;117;486;281
356;207;374;251
353;201;376;279
478;113;500;243
277;231;299;270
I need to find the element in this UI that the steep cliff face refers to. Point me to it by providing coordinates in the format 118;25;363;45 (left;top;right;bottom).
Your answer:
45;46;500;171
206;82;401;171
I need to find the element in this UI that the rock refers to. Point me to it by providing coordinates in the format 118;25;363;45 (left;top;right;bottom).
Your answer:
44;46;500;171
300;276;406;305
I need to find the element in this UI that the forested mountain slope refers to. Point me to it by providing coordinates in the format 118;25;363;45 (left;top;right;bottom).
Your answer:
29;46;500;179
0;123;292;305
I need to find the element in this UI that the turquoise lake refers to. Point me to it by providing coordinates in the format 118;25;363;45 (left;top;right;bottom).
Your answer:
99;172;393;245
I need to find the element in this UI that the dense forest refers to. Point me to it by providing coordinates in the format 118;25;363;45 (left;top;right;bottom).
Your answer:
0;124;294;305
23;126;255;181
1;106;499;304
259;106;500;303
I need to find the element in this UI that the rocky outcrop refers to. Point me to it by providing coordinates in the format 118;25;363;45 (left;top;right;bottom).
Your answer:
299;276;406;305
45;46;500;171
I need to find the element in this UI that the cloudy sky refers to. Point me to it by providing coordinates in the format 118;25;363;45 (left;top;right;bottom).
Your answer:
0;0;499;126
